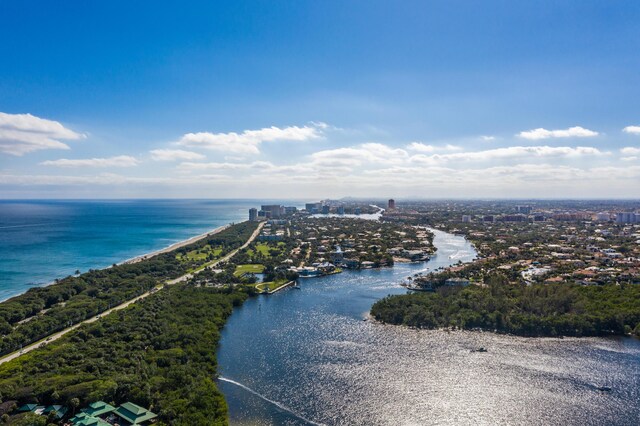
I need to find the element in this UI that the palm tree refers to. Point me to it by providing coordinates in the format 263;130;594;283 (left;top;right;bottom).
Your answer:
70;398;80;415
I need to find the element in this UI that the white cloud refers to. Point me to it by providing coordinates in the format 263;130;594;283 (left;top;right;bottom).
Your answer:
309;121;329;129
443;144;462;151
301;136;606;177
480;135;496;141
311;143;409;167
622;126;640;135
176;124;323;154
40;155;139;168
518;126;598;140
0;173;232;186
621;147;640;155
0;112;85;156
406;142;436;153
177;160;309;175
359;163;640;188
406;142;462;153
177;161;255;171
588;165;640;179
150;149;205;161
410;145;606;165
5;148;640;198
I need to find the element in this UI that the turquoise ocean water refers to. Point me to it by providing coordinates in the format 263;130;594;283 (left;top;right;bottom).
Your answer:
0;199;280;301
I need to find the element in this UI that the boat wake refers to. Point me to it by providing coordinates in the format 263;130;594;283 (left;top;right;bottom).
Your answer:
448;250;466;259
217;376;326;426
0;222;60;229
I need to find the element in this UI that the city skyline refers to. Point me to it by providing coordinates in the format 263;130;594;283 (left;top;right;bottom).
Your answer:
1;1;639;199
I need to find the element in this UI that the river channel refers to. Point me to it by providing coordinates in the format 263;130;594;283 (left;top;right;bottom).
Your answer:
217;229;640;425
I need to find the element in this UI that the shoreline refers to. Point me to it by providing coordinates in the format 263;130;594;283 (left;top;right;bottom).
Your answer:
368;314;640;339
120;223;233;265
2;222;240;303
0;220;264;365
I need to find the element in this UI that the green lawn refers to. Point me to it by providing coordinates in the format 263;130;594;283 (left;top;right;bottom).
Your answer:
234;264;265;276
250;242;286;257
255;278;289;292
177;246;222;262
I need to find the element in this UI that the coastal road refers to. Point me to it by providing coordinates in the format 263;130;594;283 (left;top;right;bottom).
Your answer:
166;221;264;285
0;221;264;366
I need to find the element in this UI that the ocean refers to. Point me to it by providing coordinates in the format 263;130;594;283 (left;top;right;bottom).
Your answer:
2;200;638;425
0;199;273;301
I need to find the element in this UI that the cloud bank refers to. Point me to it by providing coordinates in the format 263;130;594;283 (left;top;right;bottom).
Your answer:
621;147;640;155
150;149;205;161
176;124;323;154
5;118;638;198
518;126;598;140
0;112;85;156
41;155;139;168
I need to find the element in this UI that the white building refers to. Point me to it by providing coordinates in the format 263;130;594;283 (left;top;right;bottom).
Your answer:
616;212;639;224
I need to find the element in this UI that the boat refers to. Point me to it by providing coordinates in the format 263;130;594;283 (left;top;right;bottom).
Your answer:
595;375;613;392
471;347;488;353
405;284;434;292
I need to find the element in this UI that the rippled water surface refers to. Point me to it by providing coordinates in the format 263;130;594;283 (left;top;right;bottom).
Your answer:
218;230;640;425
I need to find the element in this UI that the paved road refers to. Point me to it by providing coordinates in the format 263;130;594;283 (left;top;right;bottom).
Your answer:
0;221;264;366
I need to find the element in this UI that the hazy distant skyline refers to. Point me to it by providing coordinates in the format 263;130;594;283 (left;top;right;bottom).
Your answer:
1;1;639;199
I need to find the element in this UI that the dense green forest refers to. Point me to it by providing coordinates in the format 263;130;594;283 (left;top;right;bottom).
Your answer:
0;221;257;356
0;284;248;425
371;275;640;337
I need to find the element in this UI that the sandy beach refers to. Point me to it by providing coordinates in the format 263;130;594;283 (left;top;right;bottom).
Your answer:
0;220;263;365
9;222;241;303
121;223;233;265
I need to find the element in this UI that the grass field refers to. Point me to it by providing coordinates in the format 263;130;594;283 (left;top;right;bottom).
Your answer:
234;264;265;276
255;278;290;292
249;242;286;257
177;246;222;262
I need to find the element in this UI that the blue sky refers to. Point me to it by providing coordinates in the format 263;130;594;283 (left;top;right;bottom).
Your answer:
1;0;639;198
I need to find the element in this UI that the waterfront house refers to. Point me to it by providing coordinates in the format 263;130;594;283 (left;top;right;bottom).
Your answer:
330;250;344;263
317;262;336;273
297;267;320;277
404;249;429;261
444;278;471;286
342;258;360;269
